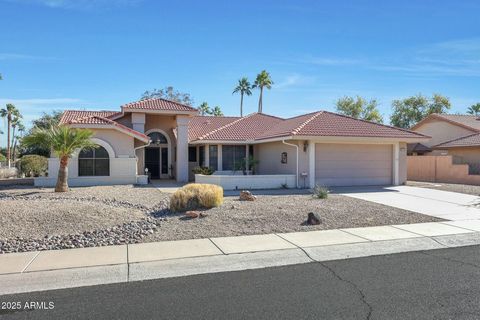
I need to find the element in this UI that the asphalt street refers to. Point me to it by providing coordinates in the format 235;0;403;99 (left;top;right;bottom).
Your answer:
2;245;480;319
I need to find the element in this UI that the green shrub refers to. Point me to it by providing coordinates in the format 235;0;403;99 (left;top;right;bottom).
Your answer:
18;155;48;177
192;166;214;175
0;153;5;162
312;184;329;199
170;183;223;211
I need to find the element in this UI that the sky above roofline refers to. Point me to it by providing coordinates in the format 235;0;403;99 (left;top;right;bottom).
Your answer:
1;0;479;147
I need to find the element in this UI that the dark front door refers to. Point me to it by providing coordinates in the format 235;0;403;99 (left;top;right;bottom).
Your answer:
145;148;160;179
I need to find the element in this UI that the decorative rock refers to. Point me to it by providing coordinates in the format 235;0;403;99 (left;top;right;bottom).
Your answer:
306;212;322;225
199;212;208;218
185;210;200;218
239;190;257;201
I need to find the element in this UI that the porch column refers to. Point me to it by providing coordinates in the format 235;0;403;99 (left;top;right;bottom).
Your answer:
393;142;400;185
205;144;210;167
176;116;190;182
131;113;146;133
245;144;249;170
218;144;223;171
308;140;315;188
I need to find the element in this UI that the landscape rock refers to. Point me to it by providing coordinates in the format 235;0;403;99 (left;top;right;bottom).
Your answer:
306;212;322;225
185;210;200;218
239;190;257;201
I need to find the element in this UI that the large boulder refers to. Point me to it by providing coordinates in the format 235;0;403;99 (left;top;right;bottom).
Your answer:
306;212;322;225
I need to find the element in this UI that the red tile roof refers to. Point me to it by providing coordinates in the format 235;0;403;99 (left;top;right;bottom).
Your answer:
60;110;121;124
188;115;241;141
122;98;198;113
61;111;149;142
432;133;480;148
413;113;480;132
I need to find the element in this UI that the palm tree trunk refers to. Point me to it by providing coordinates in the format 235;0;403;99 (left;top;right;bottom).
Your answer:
55;155;69;192
6;114;11;167
10;126;16;162
258;87;263;113
240;93;244;117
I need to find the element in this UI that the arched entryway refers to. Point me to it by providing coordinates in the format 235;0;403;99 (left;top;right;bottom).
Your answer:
145;130;171;179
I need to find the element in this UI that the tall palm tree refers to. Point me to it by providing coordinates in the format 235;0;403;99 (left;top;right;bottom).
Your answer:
12;123;25;162
22;126;96;192
252;70;273;113
0;104;21;167
232;77;252;117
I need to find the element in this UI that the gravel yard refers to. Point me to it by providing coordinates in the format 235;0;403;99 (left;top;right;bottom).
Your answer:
0;184;442;253
144;193;442;242
407;181;480;196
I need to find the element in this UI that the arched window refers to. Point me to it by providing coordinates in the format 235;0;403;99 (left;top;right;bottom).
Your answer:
148;132;168;145
78;146;110;176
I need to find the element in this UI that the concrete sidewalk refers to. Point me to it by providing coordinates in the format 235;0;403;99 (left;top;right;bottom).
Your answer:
2;220;480;295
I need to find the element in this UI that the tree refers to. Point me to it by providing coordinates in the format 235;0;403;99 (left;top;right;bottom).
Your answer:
467;103;480;116
141;86;194;106
210;106;224;116
22;126;96;192
197;102;223;116
253;70;273;113
0;103;22;167
390;94;451;129
20;111;63;157
232;77;252;117
198;102;210;116
335;96;383;123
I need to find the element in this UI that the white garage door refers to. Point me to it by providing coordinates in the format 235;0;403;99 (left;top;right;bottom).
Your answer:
315;143;392;186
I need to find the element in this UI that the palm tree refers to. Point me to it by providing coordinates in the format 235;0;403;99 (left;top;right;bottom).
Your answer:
22;126;96;192
232;77;252;117
467;103;480;116
12;123;25;162
0;104;21;167
198;102;210;115
252;70;273;113
211;106;224;116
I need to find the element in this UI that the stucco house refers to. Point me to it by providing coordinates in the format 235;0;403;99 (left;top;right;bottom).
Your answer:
411;114;480;170
35;98;428;189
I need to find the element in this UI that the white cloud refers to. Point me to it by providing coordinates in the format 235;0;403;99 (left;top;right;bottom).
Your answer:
275;74;316;89
0;53;54;61
301;56;362;66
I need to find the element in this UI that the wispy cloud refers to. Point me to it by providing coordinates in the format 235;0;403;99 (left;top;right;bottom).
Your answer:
275;74;316;89
300;56;362;66
4;0;142;10
0;53;54;61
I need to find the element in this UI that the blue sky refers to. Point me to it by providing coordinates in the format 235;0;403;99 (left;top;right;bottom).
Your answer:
1;0;479;147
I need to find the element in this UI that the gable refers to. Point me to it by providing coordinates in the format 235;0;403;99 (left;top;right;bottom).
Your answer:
414;119;476;147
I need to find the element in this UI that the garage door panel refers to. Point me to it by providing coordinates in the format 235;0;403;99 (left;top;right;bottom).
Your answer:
315;143;392;186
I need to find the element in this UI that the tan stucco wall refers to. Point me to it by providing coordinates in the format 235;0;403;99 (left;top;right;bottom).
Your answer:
255;140;309;179
91;129;135;157
441;147;480;165
144;115;177;146
415;120;475;147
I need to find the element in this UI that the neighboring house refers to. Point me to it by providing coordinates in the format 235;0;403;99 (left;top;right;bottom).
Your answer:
36;98;428;188
411;114;480;168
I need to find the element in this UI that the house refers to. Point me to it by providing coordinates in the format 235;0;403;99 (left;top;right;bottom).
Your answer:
411;114;480;168
35;98;428;188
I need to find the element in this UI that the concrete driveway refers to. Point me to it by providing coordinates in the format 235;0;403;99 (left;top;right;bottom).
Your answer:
337;185;480;221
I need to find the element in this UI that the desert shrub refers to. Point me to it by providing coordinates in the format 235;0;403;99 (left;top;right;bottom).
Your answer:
0;167;18;179
192;166;214;175
0;153;5;162
170;183;223;211
18;155;48;177
312;184;329;199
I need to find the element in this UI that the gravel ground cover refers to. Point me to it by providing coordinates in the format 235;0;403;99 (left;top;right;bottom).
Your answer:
0;185;442;253
407;181;480;196
144;193;443;242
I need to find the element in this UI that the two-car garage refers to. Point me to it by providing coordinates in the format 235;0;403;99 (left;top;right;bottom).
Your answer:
314;143;393;187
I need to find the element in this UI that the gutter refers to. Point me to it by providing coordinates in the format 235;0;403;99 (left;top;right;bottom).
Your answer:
134;140;151;175
282;140;299;189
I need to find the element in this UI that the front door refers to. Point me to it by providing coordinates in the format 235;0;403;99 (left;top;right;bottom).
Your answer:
145;148;160;179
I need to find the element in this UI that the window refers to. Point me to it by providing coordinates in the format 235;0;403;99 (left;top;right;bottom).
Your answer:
222;145;246;171
199;146;205;167
189;146;197;162
148;132;168;145
209;145;218;171
78;146;110;176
